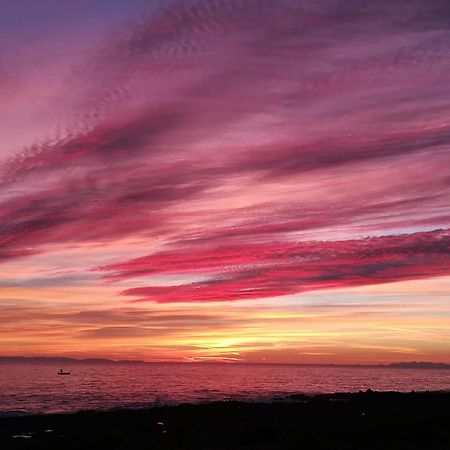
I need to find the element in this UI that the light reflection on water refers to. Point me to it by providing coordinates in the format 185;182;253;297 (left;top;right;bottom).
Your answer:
0;362;449;414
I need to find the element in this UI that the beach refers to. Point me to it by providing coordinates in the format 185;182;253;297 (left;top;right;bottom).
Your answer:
1;391;449;449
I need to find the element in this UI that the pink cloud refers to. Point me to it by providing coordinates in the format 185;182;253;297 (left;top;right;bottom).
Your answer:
0;0;449;303
94;229;450;302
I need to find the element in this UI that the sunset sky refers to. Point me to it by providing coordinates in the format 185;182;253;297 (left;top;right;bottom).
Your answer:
1;0;450;364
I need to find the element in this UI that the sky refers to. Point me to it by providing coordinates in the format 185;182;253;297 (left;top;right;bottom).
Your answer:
1;0;450;365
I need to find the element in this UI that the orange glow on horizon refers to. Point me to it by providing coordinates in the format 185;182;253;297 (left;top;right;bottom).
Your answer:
2;277;450;365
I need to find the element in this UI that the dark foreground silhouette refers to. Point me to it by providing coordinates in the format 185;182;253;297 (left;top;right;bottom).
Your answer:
1;391;449;449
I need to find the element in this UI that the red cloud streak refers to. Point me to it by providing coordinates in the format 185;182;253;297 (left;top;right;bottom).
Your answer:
95;229;450;302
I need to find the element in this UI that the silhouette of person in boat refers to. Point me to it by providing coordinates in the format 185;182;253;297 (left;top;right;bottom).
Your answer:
58;368;70;375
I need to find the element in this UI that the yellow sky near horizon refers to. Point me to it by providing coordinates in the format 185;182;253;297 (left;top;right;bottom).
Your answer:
2;276;449;365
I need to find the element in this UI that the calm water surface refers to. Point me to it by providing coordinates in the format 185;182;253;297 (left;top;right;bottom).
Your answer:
1;362;449;415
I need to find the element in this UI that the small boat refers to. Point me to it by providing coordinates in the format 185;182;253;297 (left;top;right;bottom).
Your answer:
57;369;70;375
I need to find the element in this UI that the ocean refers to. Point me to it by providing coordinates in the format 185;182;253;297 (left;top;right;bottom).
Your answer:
1;361;449;415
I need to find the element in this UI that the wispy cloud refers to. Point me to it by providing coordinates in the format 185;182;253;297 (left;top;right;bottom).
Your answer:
1;0;450;361
96;229;450;302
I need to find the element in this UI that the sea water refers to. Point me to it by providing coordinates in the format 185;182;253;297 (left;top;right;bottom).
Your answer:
0;361;449;415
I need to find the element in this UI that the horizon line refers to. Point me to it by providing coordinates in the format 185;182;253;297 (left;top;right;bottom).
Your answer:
1;356;449;368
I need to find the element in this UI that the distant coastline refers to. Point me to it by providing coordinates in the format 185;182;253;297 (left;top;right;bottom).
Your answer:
1;356;449;369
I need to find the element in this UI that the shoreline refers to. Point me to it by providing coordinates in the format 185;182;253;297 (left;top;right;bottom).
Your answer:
1;391;450;449
1;389;449;418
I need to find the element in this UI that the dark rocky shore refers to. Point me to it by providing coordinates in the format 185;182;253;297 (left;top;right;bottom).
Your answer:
1;391;449;449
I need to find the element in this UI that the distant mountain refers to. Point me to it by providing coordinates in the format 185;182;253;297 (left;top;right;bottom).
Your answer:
386;361;450;369
0;356;147;365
